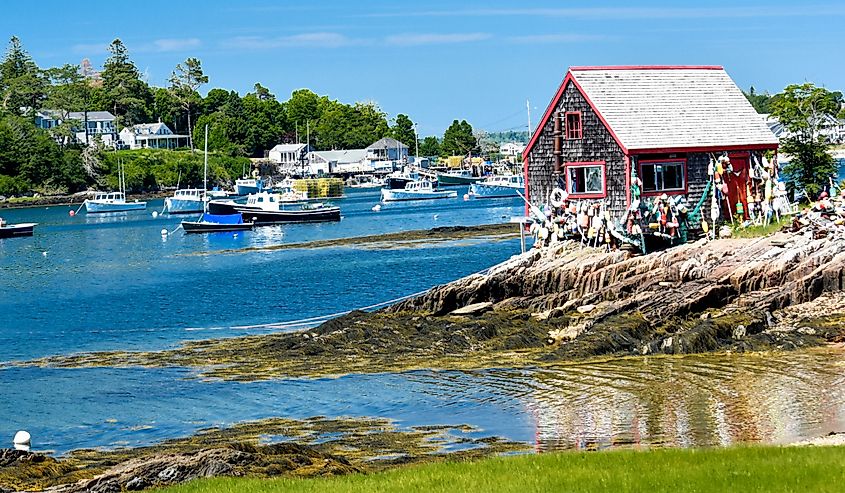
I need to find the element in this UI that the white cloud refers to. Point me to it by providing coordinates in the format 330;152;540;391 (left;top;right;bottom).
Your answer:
507;34;609;44
222;32;364;49
144;38;202;53
384;32;491;46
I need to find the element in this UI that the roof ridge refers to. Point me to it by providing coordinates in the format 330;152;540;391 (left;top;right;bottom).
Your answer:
570;65;723;71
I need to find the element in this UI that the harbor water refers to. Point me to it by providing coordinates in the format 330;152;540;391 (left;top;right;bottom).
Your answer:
2;188;845;455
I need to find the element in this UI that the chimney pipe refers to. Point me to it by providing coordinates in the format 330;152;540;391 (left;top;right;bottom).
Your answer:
553;111;562;175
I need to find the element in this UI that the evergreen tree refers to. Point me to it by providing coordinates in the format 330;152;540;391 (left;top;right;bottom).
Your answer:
419;136;440;157
390;114;416;152
101;39;150;127
0;36;46;116
169;57;208;150
441;119;478;156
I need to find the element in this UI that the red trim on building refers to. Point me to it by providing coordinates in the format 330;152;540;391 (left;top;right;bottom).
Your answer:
523;155;530;216
638;158;688;197
563;161;607;199
564;111;583;140
569;65;724;71
631;143;777;155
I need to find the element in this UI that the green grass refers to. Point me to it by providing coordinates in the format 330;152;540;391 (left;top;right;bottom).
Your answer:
155;445;845;493
731;216;792;238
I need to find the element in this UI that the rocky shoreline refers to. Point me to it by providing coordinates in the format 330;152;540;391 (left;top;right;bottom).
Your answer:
0;191;169;210
15;228;845;381
0;417;525;492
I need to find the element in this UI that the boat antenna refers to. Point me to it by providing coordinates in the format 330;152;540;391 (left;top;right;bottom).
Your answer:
203;123;209;213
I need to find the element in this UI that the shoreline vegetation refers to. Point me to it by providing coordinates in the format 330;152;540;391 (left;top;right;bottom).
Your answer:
151;444;845;493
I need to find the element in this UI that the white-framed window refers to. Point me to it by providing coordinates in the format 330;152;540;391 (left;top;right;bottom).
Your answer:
565;162;605;198
640;160;686;194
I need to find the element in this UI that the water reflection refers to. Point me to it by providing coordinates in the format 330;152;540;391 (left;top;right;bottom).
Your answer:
408;349;845;451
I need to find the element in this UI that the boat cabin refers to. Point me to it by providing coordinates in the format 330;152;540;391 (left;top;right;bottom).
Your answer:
174;189;203;199
93;192;126;202
523;66;779;223
405;180;435;191
483;175;524;187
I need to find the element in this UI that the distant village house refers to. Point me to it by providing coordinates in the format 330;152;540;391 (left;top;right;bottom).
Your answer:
34;110;118;147
118;123;189;150
268;143;309;174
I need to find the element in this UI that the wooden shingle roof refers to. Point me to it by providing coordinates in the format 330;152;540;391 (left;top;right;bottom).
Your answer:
525;66;779;156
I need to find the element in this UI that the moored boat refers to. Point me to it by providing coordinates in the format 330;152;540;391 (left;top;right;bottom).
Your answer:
164;188;205;214
84;192;147;213
0;218;36;238
234;191;341;224
182;213;254;233
235;177;266;196
468;175;525;199
437;169;482;186
380;180;458;202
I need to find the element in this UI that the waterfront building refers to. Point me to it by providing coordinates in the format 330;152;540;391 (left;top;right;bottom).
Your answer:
269;143;310;175
524;65;779;220
306;149;370;176
34;109;119;146
366;137;409;162
118;122;190;150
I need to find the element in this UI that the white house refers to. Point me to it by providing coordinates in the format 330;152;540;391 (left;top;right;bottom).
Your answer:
366;137;409;162
268;143;309;174
34;109;119;146
499;142;526;156
119;123;190;150
763;113;845;144
306;149;370;176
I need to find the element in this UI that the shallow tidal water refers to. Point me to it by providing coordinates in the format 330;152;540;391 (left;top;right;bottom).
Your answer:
2;189;845;456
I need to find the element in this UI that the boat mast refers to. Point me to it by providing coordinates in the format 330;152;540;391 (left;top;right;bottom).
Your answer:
203;124;208;213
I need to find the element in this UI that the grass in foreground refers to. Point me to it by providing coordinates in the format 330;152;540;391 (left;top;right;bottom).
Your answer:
156;445;845;493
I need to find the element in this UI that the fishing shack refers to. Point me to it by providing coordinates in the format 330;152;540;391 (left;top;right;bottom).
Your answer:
523;65;780;250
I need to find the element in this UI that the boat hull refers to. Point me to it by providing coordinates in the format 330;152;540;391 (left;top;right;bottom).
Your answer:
381;189;457;202
182;221;254;233
85;200;147;213
468;184;524;199
207;200;240;215
0;223;36;238
235;206;341;224
165;197;204;214
438;174;481;186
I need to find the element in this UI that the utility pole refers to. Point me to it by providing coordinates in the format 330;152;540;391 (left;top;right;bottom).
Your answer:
414;122;419;158
527;99;532;140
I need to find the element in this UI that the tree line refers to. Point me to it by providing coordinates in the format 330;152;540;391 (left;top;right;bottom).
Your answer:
0;36;483;196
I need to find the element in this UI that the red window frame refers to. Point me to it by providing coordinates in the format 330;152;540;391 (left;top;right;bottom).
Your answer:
564;161;606;199
565;111;582;140
638;158;688;196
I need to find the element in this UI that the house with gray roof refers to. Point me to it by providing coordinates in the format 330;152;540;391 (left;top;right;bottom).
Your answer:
366;137;409;162
34;109;118;146
524;65;779;221
118;122;189;150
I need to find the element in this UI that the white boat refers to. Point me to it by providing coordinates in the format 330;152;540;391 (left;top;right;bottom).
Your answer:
468;175;525;199
83;159;146;213
164;188;205;214
235;177;266;196
84;191;147;213
380;180;457;202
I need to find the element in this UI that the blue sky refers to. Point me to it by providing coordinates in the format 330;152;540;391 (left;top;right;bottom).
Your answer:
2;1;843;136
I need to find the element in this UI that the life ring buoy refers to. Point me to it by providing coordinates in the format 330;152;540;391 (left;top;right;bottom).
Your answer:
549;187;567;208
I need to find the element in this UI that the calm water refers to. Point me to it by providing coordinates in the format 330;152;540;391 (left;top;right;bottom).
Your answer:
1;189;844;455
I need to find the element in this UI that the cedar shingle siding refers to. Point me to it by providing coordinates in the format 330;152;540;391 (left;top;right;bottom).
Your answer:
527;82;627;217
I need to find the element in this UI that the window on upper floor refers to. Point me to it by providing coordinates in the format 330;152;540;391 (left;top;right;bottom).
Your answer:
565;112;582;140
640;160;686;194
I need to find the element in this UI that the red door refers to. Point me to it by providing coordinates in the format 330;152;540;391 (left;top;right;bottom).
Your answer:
724;153;749;220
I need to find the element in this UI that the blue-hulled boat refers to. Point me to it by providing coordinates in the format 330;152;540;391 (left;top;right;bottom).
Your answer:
380;180;457;202
182;212;253;233
164;189;205;214
235;177;266;196
468;175;525;199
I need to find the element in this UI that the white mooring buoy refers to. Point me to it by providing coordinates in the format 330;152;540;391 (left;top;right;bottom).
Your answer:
161;228;168;236
13;430;31;451
152;211;159;218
